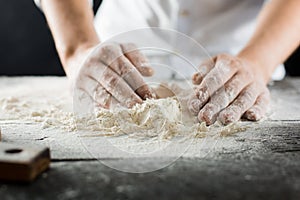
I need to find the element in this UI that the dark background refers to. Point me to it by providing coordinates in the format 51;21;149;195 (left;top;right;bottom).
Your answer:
0;0;102;76
0;0;298;76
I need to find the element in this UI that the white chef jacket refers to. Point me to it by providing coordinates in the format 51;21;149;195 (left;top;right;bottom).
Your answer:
34;0;285;80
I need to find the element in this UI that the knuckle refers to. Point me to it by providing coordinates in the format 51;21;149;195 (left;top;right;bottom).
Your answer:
207;74;222;87
121;43;140;57
217;53;231;60
241;91;253;104
242;70;253;79
99;43;122;59
82;53;100;69
122;43;137;50
225;84;238;99
217;54;242;71
117;59;133;76
197;85;208;97
96;86;107;97
225;79;239;92
103;72;119;88
229;59;242;71
244;84;257;96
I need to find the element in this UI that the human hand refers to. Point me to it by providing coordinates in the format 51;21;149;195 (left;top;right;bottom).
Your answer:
188;54;270;125
73;43;155;109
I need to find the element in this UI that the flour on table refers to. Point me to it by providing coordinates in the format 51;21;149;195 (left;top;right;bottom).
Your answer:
0;77;247;139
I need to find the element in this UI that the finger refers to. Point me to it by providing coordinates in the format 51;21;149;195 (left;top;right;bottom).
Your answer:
197;103;217;125
121;43;154;77
86;63;143;108
219;84;260;125
192;57;216;85
97;44;154;99
196;54;239;108
93;84;113;109
100;70;142;108
244;90;270;121
94;90;121;110
116;56;155;99
197;73;250;125
76;75;113;109
187;86;201;115
187;98;202;115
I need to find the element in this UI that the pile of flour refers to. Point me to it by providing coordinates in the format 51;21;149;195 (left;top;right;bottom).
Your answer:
77;97;213;139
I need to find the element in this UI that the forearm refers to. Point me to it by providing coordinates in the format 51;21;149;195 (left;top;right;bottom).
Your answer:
41;0;100;73
238;0;300;83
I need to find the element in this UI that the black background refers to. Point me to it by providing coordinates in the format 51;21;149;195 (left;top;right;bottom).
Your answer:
0;0;102;76
0;0;298;76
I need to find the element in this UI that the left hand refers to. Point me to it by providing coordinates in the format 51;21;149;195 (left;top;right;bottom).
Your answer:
72;43;155;109
188;54;270;125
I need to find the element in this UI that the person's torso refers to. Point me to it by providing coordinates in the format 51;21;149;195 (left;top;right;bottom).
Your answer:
95;0;265;55
95;0;285;80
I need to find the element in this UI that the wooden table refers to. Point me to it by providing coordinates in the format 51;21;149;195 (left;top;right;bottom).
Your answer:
0;77;299;200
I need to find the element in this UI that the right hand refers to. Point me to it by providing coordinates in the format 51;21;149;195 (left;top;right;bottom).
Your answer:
73;43;155;109
188;54;270;125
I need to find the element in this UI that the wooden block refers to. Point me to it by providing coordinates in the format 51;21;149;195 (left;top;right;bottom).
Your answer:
0;143;50;182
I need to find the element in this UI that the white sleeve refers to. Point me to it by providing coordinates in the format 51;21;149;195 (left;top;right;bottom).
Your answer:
33;0;42;10
34;0;94;11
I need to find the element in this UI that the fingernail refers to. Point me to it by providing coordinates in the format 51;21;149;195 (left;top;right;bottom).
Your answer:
246;109;260;121
198;104;217;125
198;112;213;126
220;111;235;125
136;86;154;100
192;73;201;84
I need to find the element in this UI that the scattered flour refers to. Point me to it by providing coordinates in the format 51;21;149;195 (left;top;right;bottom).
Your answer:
2;77;299;162
0;77;247;140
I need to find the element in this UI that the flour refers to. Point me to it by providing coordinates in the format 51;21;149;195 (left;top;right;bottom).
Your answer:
0;77;247;140
0;96;75;130
78;97;207;139
74;94;247;140
2;77;299;166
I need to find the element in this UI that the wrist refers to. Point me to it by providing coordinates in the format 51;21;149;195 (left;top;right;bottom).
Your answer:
237;48;274;84
58;41;99;77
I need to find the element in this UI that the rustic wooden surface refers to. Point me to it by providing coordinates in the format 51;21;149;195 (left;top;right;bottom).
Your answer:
0;77;299;199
